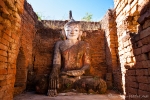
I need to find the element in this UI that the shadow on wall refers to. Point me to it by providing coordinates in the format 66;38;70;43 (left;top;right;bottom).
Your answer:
104;29;123;94
14;47;27;96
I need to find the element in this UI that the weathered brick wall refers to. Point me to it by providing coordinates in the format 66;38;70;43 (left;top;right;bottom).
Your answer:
100;9;122;91
14;1;37;96
0;0;25;100
42;20;101;30
114;0;150;99
125;2;150;100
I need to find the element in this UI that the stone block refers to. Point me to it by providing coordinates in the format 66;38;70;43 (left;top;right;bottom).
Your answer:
142;44;150;53
137;76;150;83
136;69;149;76
141;36;150;45
143;19;150;29
142;60;149;68
0;75;6;80
0;49;7;57
138;8;150;24
0;80;7;86
126;76;136;82
140;27;150;39
0;62;7;69
106;80;112;89
106;73;112;81
133;47;141;56
135;61;143;69
126;70;136;76
0;55;7;62
0;43;8;51
128;87;138;94
127;81;138;89
7;68;16;74
138;90;150;96
139;83;150;92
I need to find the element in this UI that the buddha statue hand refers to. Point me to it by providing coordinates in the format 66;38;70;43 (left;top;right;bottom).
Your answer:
62;70;85;77
47;64;60;96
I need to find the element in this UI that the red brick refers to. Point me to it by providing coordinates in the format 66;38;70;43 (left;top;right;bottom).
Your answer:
0;79;7;86
148;68;150;75
140;27;150;39
0;62;7;69
126;70;136;76
0;38;9;47
143;19;150;29
142;60;149;68
6;78;15;85
128;87;138;94
127;81;139;88
136;69;149;76
0;50;7;57
142;44;150;53
137;76;150;83
133;47;142;55
0;43;8;51
135;61;143;69
0;69;7;75
141;37;150;45
0;55;7;62
2;33;13;42
11;33;19;41
139;83;150;92
0;75;6;80
126;76;136;82
7;68;16;74
138;90;150;96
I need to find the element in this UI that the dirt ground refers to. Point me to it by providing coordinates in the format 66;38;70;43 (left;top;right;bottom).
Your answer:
14;90;125;100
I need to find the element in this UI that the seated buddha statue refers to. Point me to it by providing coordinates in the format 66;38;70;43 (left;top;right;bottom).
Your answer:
47;11;107;96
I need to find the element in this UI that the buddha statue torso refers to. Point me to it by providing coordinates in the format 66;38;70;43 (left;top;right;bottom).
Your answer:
53;40;90;72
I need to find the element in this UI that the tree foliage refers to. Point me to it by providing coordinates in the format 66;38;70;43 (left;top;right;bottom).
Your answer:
36;12;42;21
81;13;93;21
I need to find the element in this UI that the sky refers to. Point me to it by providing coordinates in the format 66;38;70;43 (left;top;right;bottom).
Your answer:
27;0;114;21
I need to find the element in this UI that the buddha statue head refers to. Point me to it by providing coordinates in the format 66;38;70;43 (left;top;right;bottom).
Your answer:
61;11;83;40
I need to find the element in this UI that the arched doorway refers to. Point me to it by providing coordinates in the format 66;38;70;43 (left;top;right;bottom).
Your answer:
14;47;27;96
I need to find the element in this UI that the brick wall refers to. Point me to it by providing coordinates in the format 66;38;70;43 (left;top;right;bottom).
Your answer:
114;0;150;99
41;20;101;30
13;1;37;96
0;0;25;100
100;9;122;91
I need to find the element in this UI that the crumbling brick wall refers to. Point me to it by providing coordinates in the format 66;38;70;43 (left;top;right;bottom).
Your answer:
0;0;25;100
100;9;122;91
114;0;150;99
14;1;38;96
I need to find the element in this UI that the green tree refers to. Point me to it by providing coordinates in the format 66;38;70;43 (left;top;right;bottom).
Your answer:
36;12;42;21
81;13;93;21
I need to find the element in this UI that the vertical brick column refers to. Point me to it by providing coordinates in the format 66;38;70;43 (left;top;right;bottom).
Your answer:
0;0;24;100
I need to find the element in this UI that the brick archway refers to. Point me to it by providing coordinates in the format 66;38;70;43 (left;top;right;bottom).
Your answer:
14;47;27;96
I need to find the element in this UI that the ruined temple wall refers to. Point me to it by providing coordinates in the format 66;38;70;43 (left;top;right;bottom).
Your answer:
100;9;122;90
114;0;150;97
14;1;38;96
19;0;37;71
0;0;25;99
41;20;101;30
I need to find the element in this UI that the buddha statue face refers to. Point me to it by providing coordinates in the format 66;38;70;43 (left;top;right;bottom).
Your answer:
64;24;80;40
